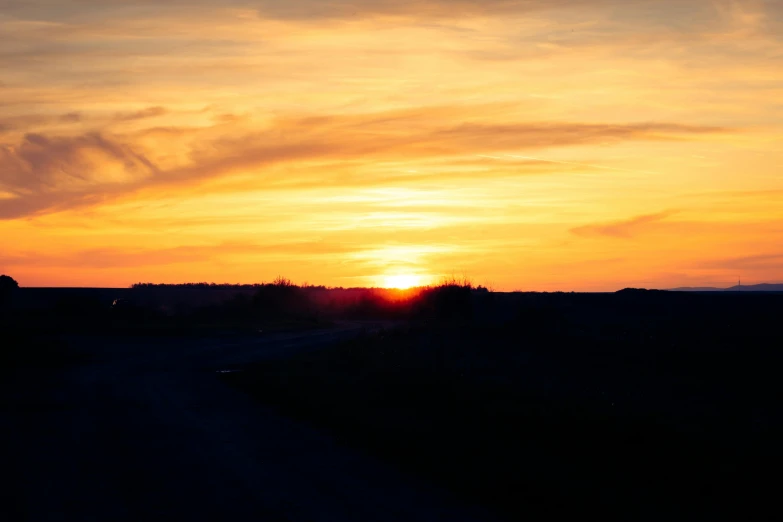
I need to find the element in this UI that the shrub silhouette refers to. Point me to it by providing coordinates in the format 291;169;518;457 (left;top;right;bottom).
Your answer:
0;274;19;308
414;277;474;321
0;274;19;290
252;276;314;320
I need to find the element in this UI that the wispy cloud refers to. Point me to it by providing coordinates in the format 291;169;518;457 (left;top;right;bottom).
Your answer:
0;132;158;217
696;252;783;271
570;211;678;238
0;111;729;219
0;1;628;21
114;106;168;122
0;241;359;269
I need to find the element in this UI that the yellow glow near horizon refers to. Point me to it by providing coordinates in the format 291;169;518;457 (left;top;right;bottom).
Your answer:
379;274;428;290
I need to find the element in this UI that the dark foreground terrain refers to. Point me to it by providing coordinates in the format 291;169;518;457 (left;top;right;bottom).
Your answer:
1;323;495;521
2;286;782;521
223;290;783;521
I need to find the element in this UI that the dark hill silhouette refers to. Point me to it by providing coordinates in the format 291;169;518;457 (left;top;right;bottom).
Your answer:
668;286;723;292
726;283;783;292
671;283;783;292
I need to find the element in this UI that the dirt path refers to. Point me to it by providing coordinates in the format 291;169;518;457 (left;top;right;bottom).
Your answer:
2;325;495;521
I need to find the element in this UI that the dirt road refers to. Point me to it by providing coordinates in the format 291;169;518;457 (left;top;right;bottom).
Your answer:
2;324;494;521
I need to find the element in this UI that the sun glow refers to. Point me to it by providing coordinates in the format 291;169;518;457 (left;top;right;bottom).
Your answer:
379;273;427;289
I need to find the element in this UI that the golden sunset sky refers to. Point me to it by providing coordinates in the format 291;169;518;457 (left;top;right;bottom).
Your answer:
1;0;781;290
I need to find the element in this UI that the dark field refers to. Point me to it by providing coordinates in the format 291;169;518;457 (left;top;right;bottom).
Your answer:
222;290;783;521
2;284;782;520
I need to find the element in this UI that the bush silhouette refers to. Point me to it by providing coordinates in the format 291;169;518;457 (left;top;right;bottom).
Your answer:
0;274;18;291
0;274;19;307
414;277;474;321
252;276;314;320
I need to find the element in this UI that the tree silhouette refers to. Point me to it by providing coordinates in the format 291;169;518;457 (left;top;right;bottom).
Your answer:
0;274;19;292
0;274;19;307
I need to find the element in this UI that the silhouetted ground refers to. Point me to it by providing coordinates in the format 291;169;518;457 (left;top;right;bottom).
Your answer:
223;290;783;521
3;281;477;347
1;324;496;521
2;285;781;520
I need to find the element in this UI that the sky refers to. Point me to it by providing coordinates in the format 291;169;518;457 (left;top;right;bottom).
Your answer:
1;0;782;290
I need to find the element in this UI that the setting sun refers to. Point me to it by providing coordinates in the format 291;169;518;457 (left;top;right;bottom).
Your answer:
379;274;427;290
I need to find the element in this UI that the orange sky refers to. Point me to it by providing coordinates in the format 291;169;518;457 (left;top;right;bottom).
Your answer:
1;0;782;290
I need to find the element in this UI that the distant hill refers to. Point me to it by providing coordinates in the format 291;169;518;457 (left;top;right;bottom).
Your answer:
670;283;783;292
724;283;783;292
668;286;727;292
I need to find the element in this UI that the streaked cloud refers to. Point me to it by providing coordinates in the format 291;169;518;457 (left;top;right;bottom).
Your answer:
0;111;729;219
114;106;168;122
696;253;783;271
1;241;358;269
570;211;677;238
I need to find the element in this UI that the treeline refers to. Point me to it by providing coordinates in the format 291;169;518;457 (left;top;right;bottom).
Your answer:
2;277;484;337
131;277;329;291
132;282;265;289
126;276;489;322
131;276;489;293
180;277;481;323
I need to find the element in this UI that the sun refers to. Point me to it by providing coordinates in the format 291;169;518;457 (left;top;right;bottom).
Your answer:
380;273;426;289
